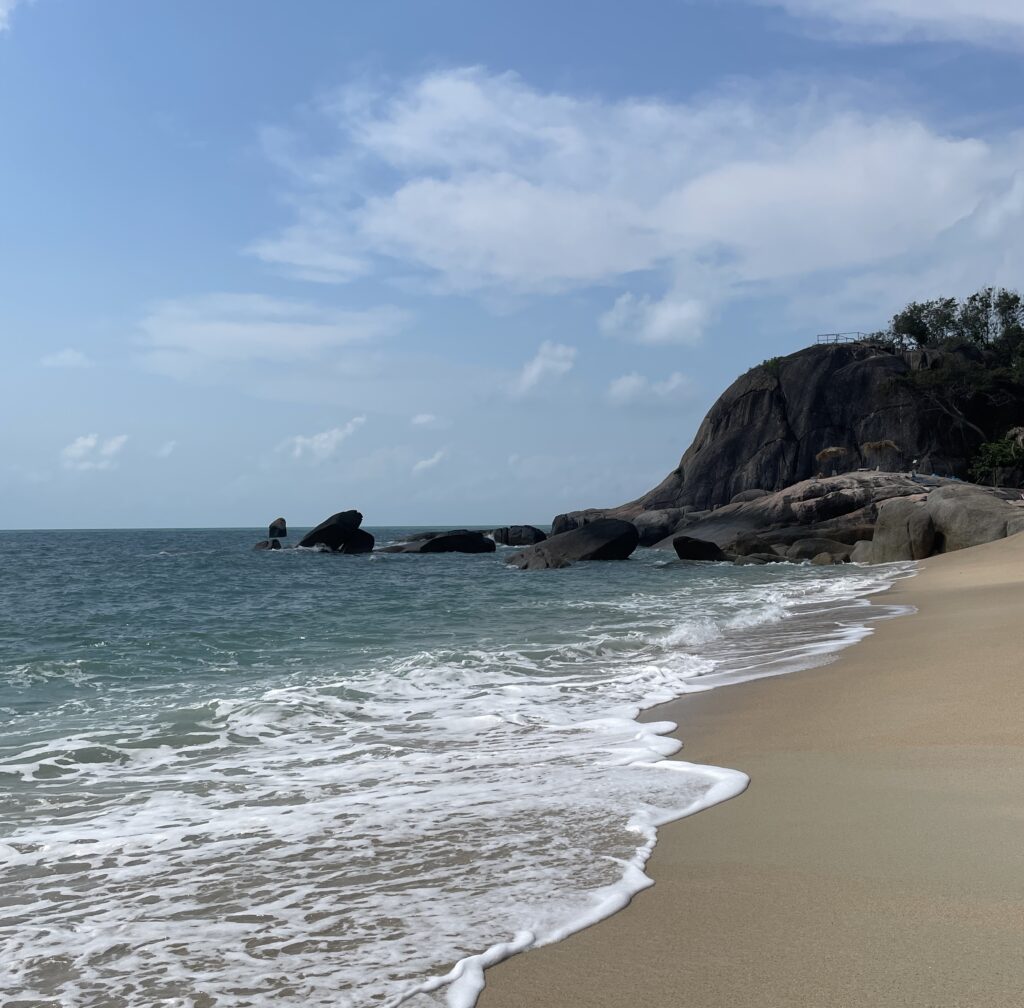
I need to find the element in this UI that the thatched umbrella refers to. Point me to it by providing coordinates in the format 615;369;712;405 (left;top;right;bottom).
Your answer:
860;439;901;471
814;445;848;475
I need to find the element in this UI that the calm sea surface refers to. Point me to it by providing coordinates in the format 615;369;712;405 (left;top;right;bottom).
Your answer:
0;528;909;1006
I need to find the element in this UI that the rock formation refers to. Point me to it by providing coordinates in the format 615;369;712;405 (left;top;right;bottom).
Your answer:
508;518;639;570
554;340;1024;531
269;517;287;539
298;510;375;553
491;525;548;546
380;530;496;554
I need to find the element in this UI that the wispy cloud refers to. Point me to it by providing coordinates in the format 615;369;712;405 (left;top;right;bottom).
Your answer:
607;371;691;406
251;67;1024;336
61;434;128;471
600;293;709;346
156;440;177;458
412;449;445;474
41;348;93;368
411;412;438;427
753;0;1024;48
0;0;23;32
280;416;366;462
138;293;407;376
511;341;576;397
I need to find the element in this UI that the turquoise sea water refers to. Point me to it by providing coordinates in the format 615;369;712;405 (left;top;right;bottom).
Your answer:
0;528;908;1006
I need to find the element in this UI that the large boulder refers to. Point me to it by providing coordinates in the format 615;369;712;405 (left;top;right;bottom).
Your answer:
865;497;935;562
298;510;365;551
926;484;1024;552
380;531;496;554
508;519;639;570
673;536;726;562
632;508;689;546
491;525;548;546
268;517;287;539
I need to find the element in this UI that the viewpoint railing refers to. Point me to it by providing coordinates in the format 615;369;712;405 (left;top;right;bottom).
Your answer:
815;332;871;345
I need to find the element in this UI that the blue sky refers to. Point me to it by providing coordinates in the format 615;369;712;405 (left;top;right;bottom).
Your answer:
2;0;1023;528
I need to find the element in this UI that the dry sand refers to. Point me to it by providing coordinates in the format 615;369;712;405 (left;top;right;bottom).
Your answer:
480;533;1024;1007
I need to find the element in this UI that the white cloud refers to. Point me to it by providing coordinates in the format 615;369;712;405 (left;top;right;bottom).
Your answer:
40;348;92;368
600;292;709;345
0;0;23;32
510;341;577;397
251;67;1024;339
138;293;407;375
412;449;446;474
280;416;366;462
61;434;128;471
756;0;1024;47
607;371;692;406
411;413;438;426
156;440;177;458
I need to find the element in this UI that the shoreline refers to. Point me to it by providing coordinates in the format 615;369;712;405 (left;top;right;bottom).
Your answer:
479;534;1024;1007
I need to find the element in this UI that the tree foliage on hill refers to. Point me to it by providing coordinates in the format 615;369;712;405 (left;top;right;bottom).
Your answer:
874;287;1024;443
881;287;1024;376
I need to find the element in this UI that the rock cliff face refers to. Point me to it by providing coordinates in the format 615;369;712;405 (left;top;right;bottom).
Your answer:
555;340;1024;531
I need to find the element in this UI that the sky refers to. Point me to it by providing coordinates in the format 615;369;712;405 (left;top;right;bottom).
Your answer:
2;0;1023;528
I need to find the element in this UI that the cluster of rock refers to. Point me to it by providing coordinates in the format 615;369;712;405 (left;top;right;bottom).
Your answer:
553;340;1024;532
653;471;1024;566
254;511;375;553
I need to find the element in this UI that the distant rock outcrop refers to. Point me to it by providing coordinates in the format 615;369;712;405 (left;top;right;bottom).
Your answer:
380;530;496;554
554;340;1024;530
491;525;547;546
269;517;287;539
508;519;639;570
298;510;375;553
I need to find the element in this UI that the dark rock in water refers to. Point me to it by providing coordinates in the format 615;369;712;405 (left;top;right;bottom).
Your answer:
491;525;547;546
298;510;364;551
673;536;726;562
550;509;608;536
268;517;287;539
254;539;281;550
416;531;496;554
786;537;852;562
403;529;472;543
381;530;496;554
509;519;639;570
338;528;375;554
810;552;839;565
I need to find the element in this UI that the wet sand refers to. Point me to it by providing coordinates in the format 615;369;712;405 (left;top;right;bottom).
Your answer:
480;532;1024;1007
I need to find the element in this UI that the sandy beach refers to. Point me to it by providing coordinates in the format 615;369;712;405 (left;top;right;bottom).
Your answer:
480;533;1024;1007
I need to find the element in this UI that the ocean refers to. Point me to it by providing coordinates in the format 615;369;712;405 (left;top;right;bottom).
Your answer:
0;528;910;1007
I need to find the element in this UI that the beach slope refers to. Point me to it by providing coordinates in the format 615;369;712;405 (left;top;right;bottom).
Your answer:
481;533;1024;1007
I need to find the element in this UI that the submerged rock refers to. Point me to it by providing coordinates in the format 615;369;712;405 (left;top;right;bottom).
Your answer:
508;519;639;570
254;539;282;551
491;525;548;546
380;530;496;554
673;536;726;562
